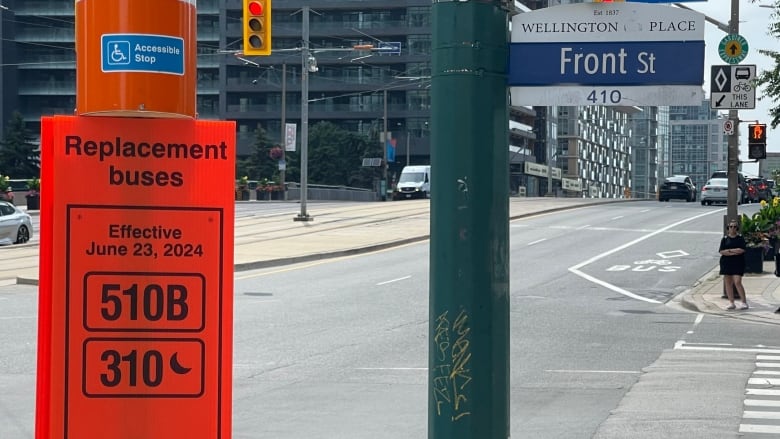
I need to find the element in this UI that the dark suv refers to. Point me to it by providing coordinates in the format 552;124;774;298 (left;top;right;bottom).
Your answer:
745;177;772;203
659;175;697;202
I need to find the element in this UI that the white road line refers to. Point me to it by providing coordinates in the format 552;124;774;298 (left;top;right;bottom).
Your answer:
376;276;411;286
746;389;780;396
355;367;427;371
758;355;780;361
755;370;780;376
694;314;704;326
748;378;780;386
544;369;640;374
527;238;547;246
744;411;780;420
568;209;721;304
740;424;780;434
758;362;780;368
746;399;780;407
611;215;624;220
674;341;780;354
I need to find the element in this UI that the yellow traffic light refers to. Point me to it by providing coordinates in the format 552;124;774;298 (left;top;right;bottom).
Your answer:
243;0;271;56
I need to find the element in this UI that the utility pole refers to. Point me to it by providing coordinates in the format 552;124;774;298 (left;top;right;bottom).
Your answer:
280;62;286;200
726;0;740;224
295;6;312;221
429;0;509;438
382;88;388;201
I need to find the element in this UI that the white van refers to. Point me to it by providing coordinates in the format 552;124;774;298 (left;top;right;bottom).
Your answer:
393;165;430;200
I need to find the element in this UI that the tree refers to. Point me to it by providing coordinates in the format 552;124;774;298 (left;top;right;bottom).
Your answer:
236;125;278;181
755;0;780;128
307;121;381;188
0;111;39;178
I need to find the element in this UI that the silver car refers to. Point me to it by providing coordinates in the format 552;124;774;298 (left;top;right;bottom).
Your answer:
700;178;742;206
0;200;33;244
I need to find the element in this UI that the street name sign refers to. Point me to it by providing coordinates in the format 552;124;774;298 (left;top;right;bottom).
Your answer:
509;2;704;106
710;64;756;109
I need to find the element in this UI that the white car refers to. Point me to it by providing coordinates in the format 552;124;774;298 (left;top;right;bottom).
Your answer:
0;201;33;244
700;178;742;206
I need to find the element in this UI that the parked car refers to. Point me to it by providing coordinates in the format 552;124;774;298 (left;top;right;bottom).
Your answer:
659;175;697;202
0;200;32;245
711;170;748;203
745;177;772;203
700;178;742;206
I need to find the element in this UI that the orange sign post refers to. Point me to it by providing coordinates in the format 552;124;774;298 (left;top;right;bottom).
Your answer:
36;116;235;438
37;2;236;436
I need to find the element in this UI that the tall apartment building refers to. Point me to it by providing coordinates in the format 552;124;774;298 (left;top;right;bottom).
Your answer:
668;100;728;188
3;0;645;199
4;0;432;173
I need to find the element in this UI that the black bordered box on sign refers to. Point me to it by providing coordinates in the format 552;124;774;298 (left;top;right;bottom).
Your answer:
83;271;206;333
82;337;205;398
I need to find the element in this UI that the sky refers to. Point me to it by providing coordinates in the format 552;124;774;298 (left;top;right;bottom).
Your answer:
689;0;778;175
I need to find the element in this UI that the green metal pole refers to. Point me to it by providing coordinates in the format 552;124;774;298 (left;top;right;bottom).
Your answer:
429;1;509;438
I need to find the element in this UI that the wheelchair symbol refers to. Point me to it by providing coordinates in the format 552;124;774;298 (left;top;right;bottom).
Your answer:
106;41;130;65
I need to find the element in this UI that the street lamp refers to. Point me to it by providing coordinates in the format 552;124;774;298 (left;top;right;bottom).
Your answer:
294;6;314;221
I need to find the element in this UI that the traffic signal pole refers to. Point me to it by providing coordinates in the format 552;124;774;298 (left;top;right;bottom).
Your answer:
429;1;509;438
726;0;739;224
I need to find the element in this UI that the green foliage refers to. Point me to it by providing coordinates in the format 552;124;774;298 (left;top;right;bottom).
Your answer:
0;111;39;178
236;125;278;181
27;177;40;191
741;196;780;247
755;0;780;128
305;121;381;188
0;174;8;191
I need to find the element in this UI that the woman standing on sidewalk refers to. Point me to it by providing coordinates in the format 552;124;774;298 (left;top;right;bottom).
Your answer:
719;220;749;310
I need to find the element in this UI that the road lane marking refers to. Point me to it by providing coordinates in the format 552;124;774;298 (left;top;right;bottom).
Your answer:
758;355;780;361
355;367;427;371
674;341;780;354
568;209;724;304
544;369;640;374
527;238;547;246
611;215;624;220
377;276;411;286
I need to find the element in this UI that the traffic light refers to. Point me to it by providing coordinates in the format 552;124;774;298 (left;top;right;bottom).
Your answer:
243;0;271;56
748;123;767;160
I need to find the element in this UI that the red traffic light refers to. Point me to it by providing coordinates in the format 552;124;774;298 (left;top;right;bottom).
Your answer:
248;1;263;15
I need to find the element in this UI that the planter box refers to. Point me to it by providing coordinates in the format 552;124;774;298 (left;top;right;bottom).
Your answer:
26;194;40;210
745;246;765;273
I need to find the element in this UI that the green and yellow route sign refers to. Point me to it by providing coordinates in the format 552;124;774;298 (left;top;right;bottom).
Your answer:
719;34;749;64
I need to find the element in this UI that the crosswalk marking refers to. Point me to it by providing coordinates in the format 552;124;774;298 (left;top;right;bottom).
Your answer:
739;424;780;434
746;399;780;407
741;354;780;435
748;378;780;386
744;411;780;419
746;389;780;396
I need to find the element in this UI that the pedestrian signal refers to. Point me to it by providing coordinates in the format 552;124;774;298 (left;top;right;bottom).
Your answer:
749;143;767;160
748;123;767;145
243;0;271;56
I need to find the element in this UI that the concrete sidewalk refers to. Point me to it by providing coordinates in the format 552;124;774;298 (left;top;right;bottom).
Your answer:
681;260;780;325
